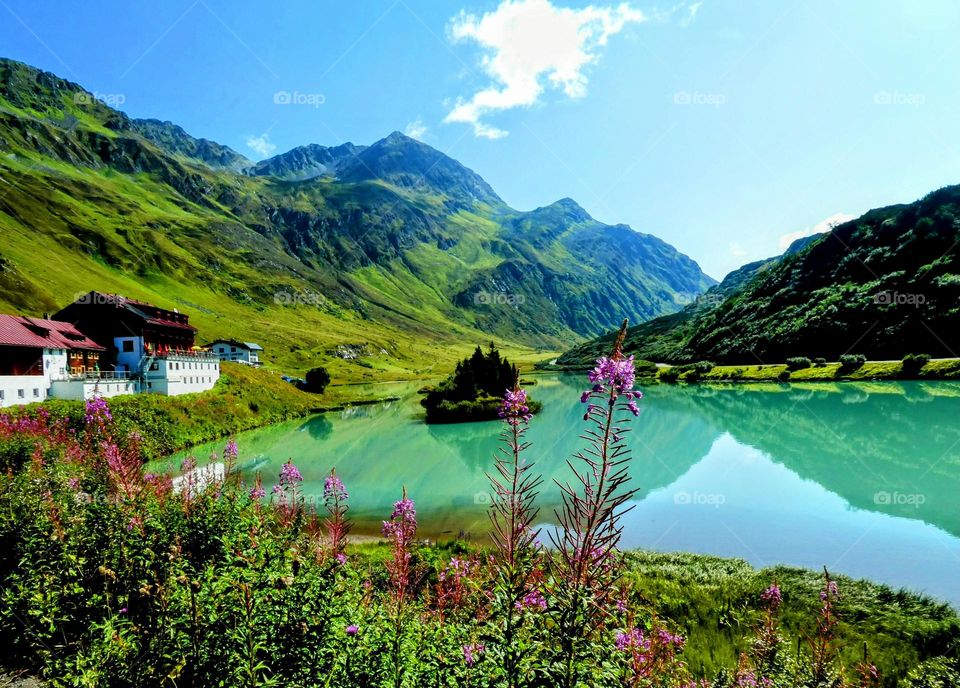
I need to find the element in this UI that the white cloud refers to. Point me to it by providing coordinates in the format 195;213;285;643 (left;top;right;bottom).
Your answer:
404;118;428;140
445;0;645;138
680;1;702;27
245;133;276;158
778;212;855;251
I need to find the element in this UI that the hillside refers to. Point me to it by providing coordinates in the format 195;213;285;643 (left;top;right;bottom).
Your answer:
0;57;714;379
559;190;960;366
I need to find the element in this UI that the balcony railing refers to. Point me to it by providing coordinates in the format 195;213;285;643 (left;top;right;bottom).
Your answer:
59;371;134;381
150;350;221;361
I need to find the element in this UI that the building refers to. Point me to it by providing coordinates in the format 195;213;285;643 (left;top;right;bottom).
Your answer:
0;314;106;408
52;292;220;398
207;340;263;366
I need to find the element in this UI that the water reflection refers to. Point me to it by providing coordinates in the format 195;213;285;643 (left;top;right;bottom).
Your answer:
166;376;960;605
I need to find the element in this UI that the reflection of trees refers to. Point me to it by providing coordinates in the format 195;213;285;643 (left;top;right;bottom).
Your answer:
299;415;333;441
653;382;960;536
425;376;719;503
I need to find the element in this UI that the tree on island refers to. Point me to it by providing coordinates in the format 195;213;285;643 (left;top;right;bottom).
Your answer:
421;343;539;423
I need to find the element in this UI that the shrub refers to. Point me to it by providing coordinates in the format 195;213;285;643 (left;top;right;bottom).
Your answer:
839;354;867;372
299;366;331;394
814;358;827;367
786;357;812;371
659;368;680;383
777;370;792;382
693;360;715;374
902;353;931;377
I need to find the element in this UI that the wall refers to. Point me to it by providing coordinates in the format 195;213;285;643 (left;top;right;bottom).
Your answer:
0;375;48;408
50;378;139;401
144;354;220;396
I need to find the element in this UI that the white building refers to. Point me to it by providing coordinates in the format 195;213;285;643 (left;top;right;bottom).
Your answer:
0;293;224;409
0;315;105;408
207;340;263;366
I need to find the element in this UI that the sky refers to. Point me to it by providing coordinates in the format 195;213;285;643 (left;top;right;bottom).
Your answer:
1;0;959;279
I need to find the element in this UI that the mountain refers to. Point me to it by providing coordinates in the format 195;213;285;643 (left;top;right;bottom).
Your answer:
0;57;714;378
130;119;253;172
559;191;960;365
249;142;365;180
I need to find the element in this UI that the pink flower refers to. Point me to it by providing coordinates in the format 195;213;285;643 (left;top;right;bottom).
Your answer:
514;589;547;611
462;643;485;667
345;624;358;635
761;583;782;609
499;387;532;426
278;460;303;486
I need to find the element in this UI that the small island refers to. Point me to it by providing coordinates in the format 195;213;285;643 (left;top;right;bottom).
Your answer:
420;343;542;423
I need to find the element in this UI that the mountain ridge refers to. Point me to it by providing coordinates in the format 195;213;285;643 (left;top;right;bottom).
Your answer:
558;190;960;366
0;56;715;377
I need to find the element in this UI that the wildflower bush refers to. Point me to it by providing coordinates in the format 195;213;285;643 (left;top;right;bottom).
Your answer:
0;322;957;686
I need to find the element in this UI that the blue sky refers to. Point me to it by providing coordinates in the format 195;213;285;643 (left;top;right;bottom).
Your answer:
1;0;958;278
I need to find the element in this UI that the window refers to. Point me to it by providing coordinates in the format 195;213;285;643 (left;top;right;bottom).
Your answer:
17;389;24;399
231;346;237;353
33;388;40;398
122;340;135;353
0;391;4;400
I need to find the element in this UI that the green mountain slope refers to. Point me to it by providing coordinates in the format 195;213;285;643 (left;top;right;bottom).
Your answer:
560;188;960;365
0;57;714;378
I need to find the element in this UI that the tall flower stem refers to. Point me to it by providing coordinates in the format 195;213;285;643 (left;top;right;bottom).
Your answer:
487;379;542;687
551;320;641;687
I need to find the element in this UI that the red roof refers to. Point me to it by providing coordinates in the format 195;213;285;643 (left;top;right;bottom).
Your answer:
0;315;105;351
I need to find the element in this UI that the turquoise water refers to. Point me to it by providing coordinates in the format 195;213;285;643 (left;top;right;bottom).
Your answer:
166;376;960;607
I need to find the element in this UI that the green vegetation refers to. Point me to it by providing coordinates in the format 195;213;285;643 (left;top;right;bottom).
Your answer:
420;343;541;423
653;357;960;384
1;395;957;686
560;187;960;368
299;366;331;394
0;363;398;461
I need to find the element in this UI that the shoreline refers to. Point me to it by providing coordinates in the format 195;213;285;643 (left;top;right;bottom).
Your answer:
545;357;960;383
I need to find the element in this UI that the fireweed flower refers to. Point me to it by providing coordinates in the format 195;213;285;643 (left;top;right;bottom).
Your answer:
761;583;782;610
514;589;547;611
324;468;351;559
345;624;359;635
462;643;485;667
278;460;303;486
84;396;113;426
324;473;348;501
499;387;532;426
615;628;649;652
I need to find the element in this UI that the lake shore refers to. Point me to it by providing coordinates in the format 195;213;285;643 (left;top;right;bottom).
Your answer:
546;357;960;383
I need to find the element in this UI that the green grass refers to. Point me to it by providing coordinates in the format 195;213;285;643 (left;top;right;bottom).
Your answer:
655;358;960;384
8;363;403;461
342;543;960;683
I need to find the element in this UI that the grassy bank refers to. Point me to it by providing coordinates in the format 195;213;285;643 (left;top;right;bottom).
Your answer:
665;358;960;383
345;543;958;682
2;363;401;461
550;358;960;384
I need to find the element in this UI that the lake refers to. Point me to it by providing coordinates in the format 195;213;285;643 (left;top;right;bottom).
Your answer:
165;375;960;607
